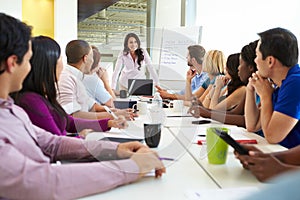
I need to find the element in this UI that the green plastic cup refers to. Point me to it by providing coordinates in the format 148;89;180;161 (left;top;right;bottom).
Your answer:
206;127;229;164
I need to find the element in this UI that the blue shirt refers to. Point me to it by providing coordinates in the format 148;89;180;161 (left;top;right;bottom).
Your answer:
202;76;217;90
177;72;208;95
82;73;112;104
272;64;300;148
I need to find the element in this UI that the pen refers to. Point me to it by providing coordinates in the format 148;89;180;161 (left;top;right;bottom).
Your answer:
159;157;175;161
198;134;206;137
103;105;118;119
196;139;257;145
236;139;257;144
167;115;192;118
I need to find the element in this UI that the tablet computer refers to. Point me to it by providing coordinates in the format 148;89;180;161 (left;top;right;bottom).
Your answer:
214;128;249;155
192;120;211;125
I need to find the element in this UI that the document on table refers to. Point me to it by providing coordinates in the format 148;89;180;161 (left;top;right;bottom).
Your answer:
185;187;259;200
85;127;144;141
193;126;257;144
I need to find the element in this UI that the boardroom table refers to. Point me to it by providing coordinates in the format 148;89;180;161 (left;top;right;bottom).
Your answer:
80;105;286;200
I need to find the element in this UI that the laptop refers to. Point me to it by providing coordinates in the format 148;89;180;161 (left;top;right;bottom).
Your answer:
128;79;153;96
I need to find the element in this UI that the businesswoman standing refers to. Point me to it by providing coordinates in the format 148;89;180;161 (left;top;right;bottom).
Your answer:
111;33;159;94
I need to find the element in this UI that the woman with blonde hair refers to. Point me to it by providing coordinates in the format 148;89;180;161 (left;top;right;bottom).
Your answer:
202;53;247;114
186;50;226;101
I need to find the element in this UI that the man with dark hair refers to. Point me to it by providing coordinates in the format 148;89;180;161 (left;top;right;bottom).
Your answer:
0;13;165;199
155;45;208;100
82;45;115;107
57;39;134;120
235;27;300;182
244;27;300;149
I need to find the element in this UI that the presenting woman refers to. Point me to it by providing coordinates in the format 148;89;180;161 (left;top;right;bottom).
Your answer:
111;33;159;93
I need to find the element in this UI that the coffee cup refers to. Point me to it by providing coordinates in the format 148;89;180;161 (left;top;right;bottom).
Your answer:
144;123;161;148
133;101;148;114
206;127;229;164
120;90;127;98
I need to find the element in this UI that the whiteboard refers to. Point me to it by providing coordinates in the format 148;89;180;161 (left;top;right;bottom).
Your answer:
157;26;202;81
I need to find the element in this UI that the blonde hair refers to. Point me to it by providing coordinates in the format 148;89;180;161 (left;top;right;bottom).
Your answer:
202;50;226;75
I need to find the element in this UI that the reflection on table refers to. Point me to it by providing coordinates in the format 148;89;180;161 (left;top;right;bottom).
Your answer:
81;106;286;199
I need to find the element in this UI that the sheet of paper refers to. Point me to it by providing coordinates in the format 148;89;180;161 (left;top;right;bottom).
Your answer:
185;187;259;200
193;126;255;144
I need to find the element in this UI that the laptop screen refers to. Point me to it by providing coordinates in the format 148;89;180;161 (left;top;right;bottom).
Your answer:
128;79;153;96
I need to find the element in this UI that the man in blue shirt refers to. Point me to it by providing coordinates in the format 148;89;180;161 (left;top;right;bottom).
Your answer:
244;27;300;149
155;45;208;100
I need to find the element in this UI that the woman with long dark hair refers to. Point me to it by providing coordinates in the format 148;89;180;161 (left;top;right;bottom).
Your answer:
202;53;247;114
111;33;159;93
14;36;127;138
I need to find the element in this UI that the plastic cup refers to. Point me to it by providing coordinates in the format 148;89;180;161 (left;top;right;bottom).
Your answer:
206;127;229;164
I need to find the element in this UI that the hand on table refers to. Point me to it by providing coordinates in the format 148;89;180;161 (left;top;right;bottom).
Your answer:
116;141;147;158
108;115;128;129
155;85;174;99
113;108;138;120
78;129;93;139
130;147;166;178
234;145;293;182
188;96;202;118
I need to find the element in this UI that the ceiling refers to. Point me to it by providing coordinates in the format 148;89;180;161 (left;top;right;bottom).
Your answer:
78;0;148;47
78;0;120;22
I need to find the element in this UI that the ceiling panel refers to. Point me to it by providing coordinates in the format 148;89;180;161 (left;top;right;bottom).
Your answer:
78;0;120;22
78;0;147;46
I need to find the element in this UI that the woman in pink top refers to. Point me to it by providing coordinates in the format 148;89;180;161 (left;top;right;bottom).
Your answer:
111;33;159;93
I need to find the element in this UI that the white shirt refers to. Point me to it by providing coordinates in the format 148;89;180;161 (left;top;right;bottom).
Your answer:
57;65;96;114
111;48;159;90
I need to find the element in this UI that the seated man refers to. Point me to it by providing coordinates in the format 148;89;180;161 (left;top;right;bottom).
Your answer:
245;27;300;148
82;45;115;107
0;13;165;199
155;45;208;100
58;39;134;120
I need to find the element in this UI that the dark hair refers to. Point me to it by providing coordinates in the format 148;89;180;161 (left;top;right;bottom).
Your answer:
66;40;91;64
0;13;32;74
226;53;244;96
188;45;206;64
258;27;298;67
241;40;258;71
123;33;144;70
91;45;101;71
16;36;67;121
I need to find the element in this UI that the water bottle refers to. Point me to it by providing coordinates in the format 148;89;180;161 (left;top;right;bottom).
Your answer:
152;92;163;108
148;92;165;124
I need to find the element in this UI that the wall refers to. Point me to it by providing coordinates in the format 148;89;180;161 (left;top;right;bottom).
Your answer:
0;0;22;19
0;0;77;63
54;0;77;61
22;0;54;38
196;0;300;59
